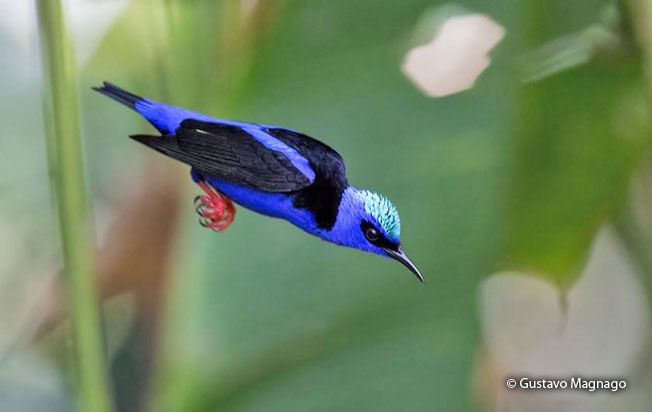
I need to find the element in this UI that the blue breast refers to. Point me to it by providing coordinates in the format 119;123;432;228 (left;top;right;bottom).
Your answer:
205;176;324;237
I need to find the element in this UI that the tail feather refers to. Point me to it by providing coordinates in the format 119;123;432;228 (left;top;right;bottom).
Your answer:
130;134;192;165
95;81;171;133
92;81;143;110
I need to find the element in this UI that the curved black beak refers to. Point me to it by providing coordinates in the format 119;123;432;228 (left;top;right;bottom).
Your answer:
384;246;424;283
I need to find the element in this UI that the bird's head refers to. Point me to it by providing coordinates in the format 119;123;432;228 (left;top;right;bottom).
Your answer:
327;187;423;283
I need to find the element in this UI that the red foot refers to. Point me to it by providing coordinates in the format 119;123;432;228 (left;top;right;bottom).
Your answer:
194;181;236;232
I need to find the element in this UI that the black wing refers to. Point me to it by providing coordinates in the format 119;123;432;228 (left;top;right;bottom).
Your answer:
265;127;349;229
131;119;312;192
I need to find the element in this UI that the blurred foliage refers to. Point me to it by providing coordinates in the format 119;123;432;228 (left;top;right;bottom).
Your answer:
83;0;652;411
504;1;651;288
1;0;652;411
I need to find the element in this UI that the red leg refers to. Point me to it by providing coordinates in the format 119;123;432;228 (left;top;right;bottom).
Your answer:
194;181;236;232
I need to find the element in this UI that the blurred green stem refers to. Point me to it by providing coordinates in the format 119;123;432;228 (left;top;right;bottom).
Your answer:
36;1;113;411
622;0;652;303
615;199;652;298
627;0;652;98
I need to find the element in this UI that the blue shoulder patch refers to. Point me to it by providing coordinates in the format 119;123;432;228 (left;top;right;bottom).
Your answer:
245;127;316;183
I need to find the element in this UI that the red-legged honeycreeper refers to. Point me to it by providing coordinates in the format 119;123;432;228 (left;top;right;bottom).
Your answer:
93;82;423;282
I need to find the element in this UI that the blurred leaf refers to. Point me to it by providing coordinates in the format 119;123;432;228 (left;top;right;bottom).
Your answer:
502;2;651;289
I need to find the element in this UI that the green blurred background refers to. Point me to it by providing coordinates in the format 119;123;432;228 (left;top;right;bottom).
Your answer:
2;0;652;411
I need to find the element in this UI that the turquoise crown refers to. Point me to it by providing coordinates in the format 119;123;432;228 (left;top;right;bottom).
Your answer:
359;190;401;241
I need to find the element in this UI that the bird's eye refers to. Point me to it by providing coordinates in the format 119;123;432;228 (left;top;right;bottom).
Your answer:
365;227;380;242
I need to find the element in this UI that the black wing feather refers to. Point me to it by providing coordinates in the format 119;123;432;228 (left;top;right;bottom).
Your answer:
132;119;351;230
266;128;349;229
131;119;311;192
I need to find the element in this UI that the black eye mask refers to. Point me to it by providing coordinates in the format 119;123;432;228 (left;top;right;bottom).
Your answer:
361;220;399;251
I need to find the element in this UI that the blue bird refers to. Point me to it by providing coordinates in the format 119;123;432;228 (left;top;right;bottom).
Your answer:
94;82;423;282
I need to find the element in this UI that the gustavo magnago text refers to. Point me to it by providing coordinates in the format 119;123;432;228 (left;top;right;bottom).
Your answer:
505;377;627;392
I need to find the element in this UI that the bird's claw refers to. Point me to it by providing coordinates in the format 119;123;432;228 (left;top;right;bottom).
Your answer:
198;217;210;228
194;182;236;232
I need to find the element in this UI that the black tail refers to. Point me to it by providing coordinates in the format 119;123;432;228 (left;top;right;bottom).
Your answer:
92;82;143;110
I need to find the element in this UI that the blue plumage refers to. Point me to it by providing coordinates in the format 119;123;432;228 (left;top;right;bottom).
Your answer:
135;98;316;182
94;82;423;282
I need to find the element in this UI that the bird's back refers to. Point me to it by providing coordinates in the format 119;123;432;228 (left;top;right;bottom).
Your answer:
262;127;348;229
